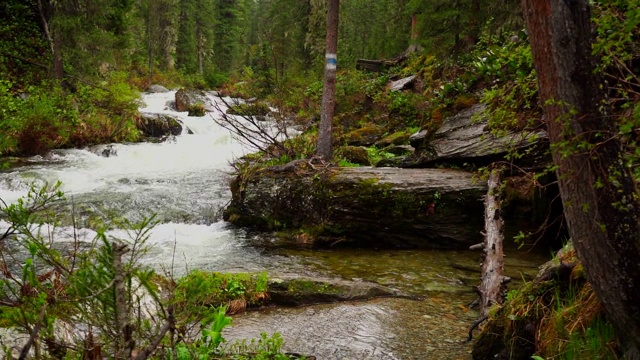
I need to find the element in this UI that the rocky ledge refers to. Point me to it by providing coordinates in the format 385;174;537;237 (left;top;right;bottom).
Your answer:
224;166;487;249
268;277;414;307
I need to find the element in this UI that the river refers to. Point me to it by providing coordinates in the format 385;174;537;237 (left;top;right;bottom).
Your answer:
0;91;547;359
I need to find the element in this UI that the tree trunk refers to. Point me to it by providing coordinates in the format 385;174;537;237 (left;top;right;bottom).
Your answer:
36;0;63;80
522;1;640;357
113;242;133;360
197;28;204;75
411;13;418;42
316;0;339;160
478;169;507;319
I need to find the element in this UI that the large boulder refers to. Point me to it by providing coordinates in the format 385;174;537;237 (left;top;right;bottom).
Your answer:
407;104;549;168
138;113;182;137
224;166;487;249
146;84;169;93
175;88;207;112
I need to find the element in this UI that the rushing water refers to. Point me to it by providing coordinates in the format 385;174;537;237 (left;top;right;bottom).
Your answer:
0;91;548;359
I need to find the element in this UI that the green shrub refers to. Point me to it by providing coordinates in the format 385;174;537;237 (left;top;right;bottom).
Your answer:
205;72;230;89
173;271;270;323
188;103;206;117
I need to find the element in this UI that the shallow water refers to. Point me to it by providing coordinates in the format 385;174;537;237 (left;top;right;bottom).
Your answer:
0;91;548;359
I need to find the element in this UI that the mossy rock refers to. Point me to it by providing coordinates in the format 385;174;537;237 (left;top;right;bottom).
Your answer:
342;125;386;146
224;166;487;249
383;145;414;156
175;88;207;112
187;103;206;117
374;131;411;147
137;113;182;137
267;277;404;307
336;145;370;165
227;102;271;117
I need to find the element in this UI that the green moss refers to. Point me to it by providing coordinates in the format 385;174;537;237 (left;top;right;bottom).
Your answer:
285;280;339;295
374;131;411;147
227;101;271;116
342;125;386;146
187;103;206;116
335;145;370;165
172;271;270;321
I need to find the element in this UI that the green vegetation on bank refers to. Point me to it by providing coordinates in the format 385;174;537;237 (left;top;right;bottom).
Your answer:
0;76;140;156
474;245;619;359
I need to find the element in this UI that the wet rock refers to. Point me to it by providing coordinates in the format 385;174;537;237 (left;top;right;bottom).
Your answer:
175;88;207;112
225;167;487;249
146;84;170;93
88;144;117;157
138;113;183;137
165;100;177;111
406;104;549;168
375;156;408;167
267;277;409;307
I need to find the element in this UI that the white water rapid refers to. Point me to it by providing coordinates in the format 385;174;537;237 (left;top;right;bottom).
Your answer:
0;91;302;275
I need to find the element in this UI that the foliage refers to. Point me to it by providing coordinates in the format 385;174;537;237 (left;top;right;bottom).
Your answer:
188;103;206;117
0;183;169;357
173;270;270;323
173;306;232;359
174;315;299;360
591;0;640;180
481;246;621;359
365;147;396;165
0;184;302;359
0;76;140;156
473;30;539;135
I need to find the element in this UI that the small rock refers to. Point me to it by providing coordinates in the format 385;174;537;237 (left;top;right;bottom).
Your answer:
88;144;117;158
388;75;416;91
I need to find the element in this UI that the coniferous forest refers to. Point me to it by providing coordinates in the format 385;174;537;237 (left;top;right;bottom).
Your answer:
1;0;640;359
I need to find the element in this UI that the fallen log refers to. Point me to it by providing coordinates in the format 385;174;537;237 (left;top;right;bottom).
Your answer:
469;169;508;340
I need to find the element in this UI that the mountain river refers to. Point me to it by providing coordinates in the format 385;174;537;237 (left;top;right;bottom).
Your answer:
0;91;548;359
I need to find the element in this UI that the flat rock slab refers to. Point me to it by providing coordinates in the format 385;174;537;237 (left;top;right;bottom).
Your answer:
408;104;548;168
225;166;487;249
268;276;414;307
333;167;483;192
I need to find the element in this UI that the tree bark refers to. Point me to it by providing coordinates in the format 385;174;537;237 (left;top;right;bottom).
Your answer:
522;1;640;357
478;169;507;319
113;242;133;360
316;0;339;160
36;0;63;80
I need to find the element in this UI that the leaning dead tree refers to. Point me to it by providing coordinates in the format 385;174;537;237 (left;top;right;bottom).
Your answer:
469;168;509;340
211;97;296;159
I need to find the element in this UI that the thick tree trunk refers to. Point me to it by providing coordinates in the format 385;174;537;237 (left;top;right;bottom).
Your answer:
478;170;507;319
522;1;640;357
316;0;339;160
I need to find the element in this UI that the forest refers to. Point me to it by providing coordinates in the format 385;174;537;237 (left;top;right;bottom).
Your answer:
1;0;640;359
